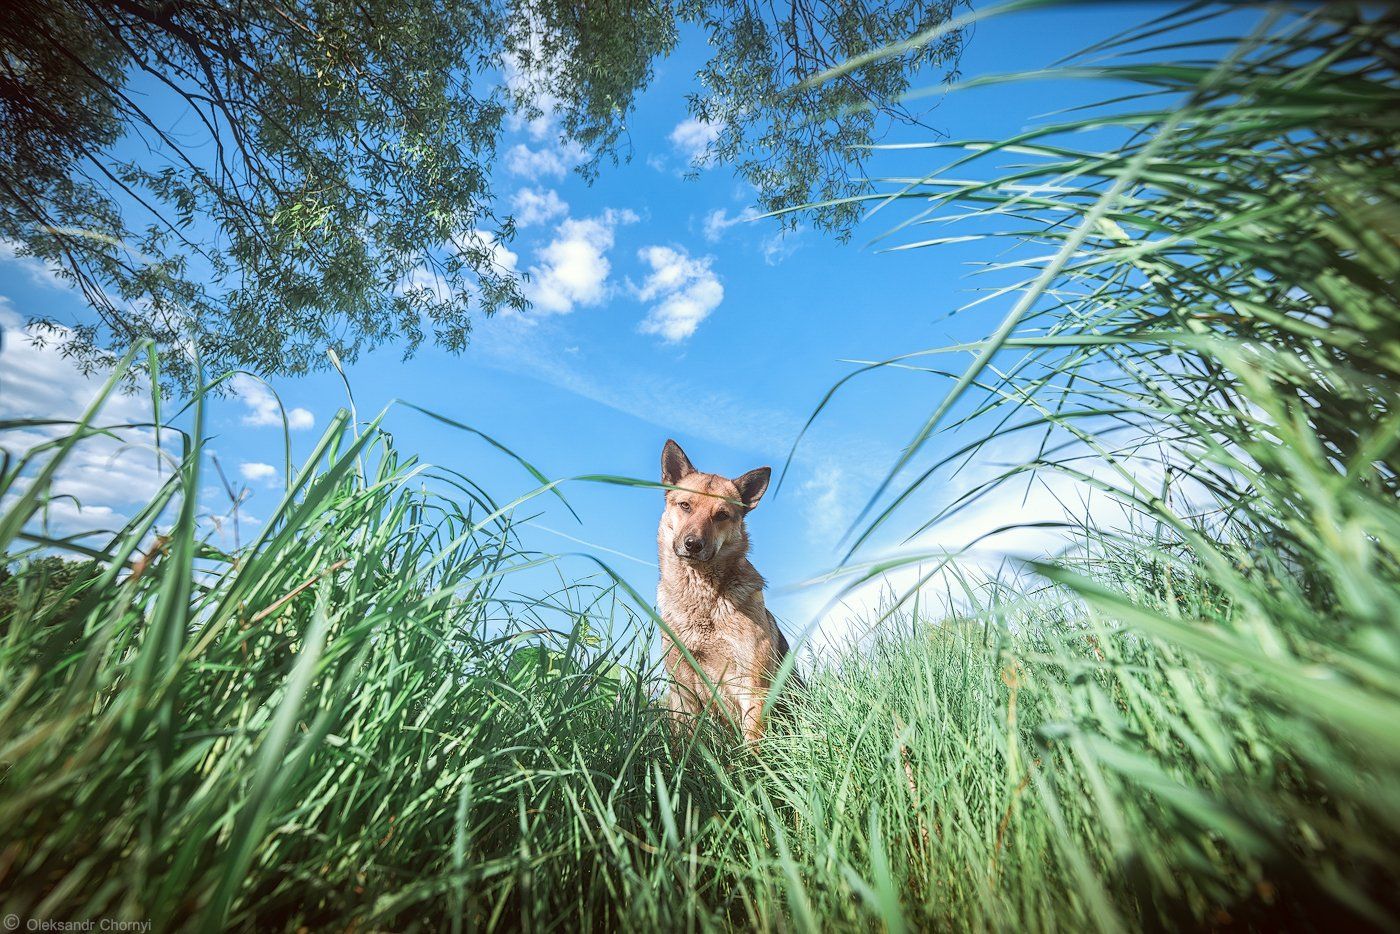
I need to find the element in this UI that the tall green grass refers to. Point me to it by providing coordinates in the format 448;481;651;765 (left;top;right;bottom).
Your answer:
800;0;1400;924
2;2;1398;930
0;369;675;929
4;394;1392;929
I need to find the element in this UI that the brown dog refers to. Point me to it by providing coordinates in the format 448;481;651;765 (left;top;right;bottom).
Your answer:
656;439;795;741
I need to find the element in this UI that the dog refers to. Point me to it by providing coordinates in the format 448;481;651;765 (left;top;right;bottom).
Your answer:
655;439;796;742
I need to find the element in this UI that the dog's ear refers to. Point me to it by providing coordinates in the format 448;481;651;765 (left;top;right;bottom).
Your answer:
734;466;771;512
662;439;696;486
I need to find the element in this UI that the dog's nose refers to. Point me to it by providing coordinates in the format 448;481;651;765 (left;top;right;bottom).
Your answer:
682;534;702;553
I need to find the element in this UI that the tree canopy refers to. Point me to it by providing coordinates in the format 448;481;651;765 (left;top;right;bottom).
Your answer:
1;0;966;386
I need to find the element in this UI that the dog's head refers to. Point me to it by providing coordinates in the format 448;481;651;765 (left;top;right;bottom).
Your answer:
658;439;770;563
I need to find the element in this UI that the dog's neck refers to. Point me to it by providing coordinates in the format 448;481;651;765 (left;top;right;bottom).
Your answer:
657;531;758;597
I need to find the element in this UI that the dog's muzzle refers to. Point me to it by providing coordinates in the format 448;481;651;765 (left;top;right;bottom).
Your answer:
676;534;714;561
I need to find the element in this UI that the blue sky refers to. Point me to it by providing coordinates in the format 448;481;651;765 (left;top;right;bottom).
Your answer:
0;3;1246;643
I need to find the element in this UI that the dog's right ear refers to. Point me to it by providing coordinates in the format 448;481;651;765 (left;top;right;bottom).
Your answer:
661;439;695;486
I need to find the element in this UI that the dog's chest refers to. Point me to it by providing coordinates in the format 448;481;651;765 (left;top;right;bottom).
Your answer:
658;577;768;654
660;579;737;623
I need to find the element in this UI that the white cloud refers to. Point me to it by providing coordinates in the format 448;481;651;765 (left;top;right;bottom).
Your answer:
0;297;165;535
458;229;520;277
399;263;444;298
510;187;569;228
526;209;637;315
670;117;721;166
634;245;723;342
504;97;558;146
239;461;277;483
0;298;311;546
502;48;561;143
788;429;1186;652
500;45;590;181
230;374;314;430
509;110;556;143
506;139;588;181
401;230;520;302
1;301;134;422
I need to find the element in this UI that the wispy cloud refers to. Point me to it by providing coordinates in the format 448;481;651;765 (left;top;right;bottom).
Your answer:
799;461;857;543
702;207;802;264
469;315;890;480
760;228;802;265
634;245;723;343
0;239;68;290
787;427;1177;649
702;207;760;243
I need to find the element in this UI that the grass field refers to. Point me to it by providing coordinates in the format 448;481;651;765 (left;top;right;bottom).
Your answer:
2;2;1397;930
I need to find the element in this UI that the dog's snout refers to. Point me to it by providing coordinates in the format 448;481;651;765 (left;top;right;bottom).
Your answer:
682;533;702;553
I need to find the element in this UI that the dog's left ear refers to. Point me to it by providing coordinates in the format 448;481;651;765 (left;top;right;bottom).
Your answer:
734;466;772;512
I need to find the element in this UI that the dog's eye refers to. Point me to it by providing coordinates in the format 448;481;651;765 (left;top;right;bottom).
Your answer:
678;501;691;512
715;510;730;521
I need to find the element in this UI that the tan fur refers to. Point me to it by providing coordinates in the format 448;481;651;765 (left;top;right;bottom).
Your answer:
656;440;793;742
